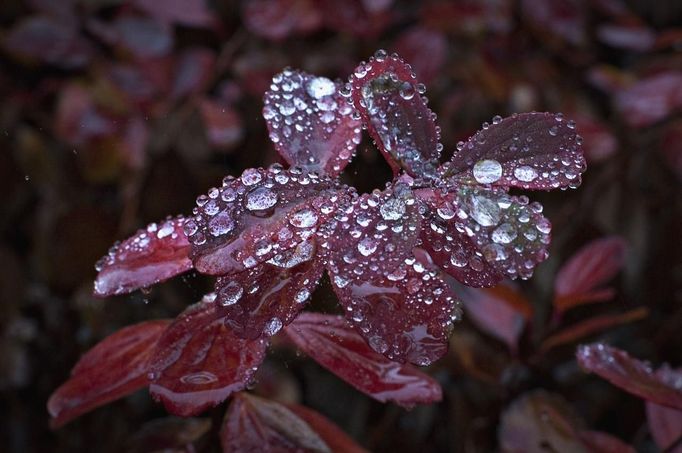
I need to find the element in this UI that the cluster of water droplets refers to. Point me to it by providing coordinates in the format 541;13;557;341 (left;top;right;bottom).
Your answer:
263;69;361;175
344;50;441;179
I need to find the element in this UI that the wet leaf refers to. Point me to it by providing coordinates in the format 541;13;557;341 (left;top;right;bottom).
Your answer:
148;299;267;416
243;0;322;40
444;112;586;191
553;236;626;313
220;393;332;453
188;165;353;276
349;51;441;177
286;404;369;453
578;431;636;453
263;69;361;177
94;216;192;297
614;71;682;128
646;401;682;453
576;344;682;410
48;320;171;428
285;313;442;406
132;0;214;28
215;254;324;340
128;417;212;453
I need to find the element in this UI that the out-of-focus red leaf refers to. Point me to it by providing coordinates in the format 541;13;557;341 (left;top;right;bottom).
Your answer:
199;99;243;150
647;401;682;453
128;417;212;453
48;320;171;428
285;313;442;406
113;16;173;58
420;0;513;34
573;115;618;163
576;344;682;410
286;404;369;453
106;63;161;105
349;51;441;177
578;430;636;453
586;65;633;94
553;236;626;313
133;0;215;28
94;216;192;297
596;24;656;51
661;120;682;180
498;390;588;452
187;166;352;276
171;48;216;100
614;71;682;128
243;0;322;40
263;69;361;176
319;0;392;37
444;112;586;190
215;256;323;339
55;83;117;146
148;299;267;416
419;185;552;284
521;0;587;46
540;307;648;352
120;116;149;170
458;283;530;353
2;15;92;68
220;393;334;452
392;27;447;85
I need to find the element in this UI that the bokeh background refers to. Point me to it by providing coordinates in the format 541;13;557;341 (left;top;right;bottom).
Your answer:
1;0;681;451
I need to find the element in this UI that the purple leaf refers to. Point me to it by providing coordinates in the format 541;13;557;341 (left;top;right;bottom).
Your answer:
521;0;587;46
615;71;682;128
647;400;682;453
349;51;441;177
243;0;322;40
576;343;682;410
285;313;442;406
171;48;216;100
133;0;215;28
443;112;586;191
113;15;173;58
94;216;193;297
199;99;243;149
263;69;361;177
48;320;171;428
148;299;267;416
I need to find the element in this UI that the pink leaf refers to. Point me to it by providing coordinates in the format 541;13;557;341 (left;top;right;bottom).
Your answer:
553;236;626;313
148;299;267;416
133;0;215;28
597;24;656;52
576;344;682;410
521;0;587;46
647;400;682;453
47;320;171;428
419;186;552;283
392;27;447;85
615;71;682;128
215;255;323;339
443;112;586;191
263;69;361;177
286;404;369;453
171;48;216;100
94;216;192;297
221;393;337;452
187;166;353;276
578;431;636;453
243;0;322;40
285;313;442;406
349;51;441;177
199;99;243;149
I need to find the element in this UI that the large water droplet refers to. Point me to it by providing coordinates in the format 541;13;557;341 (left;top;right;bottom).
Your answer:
263;317;283;336
514;165;538;182
208;212;235;236
219;282;243;306
491;223;517;244
473;159;503;184
357;237;378;256
245;187;278;211
469;194;501;226
306;77;336;99
289;208;318;228
379;197;406;220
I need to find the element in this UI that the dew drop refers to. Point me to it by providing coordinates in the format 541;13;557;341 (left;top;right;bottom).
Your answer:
357;237;378;256
263;317;283;336
473;159;503;184
208;212;235;236
379;197;406;220
491;223;517;244
218;282;243;306
289;208;318;228
306;77;336;99
514;165;538;182
245;187;278;211
469;194;501;226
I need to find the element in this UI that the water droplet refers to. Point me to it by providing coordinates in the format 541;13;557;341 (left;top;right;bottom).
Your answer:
180;371;218;385
263;317;283;336
306;77;336;99
379;197;406;220
473;159;503;184
357;237;377;256
241;168;263;186
491;223;517;244
208;212;235;236
399;82;415;100
289;208;318;228
295;288;310;303
514;166;538;182
245;187;278;211
469;194;501;226
218;282;243;306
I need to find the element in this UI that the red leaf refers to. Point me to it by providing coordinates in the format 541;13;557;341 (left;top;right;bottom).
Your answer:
94;216;192;297
540;307;648;352
263;69;361;176
521;0;587;46
647;401;682;453
171;48;216;100
243;0;322;40
128;417;212;453
47;320;171;428
615;71;682;128
148;299;267;416
112;15;173;58
199;99;243;150
220;393;335;452
286;404;369;453
458;283;530;353
285;313;442;406
215;255;324;339
578;430;636;453
661;120;682;180
573;115;618;163
420;1;513;34
2;15;92;68
419;185;552;284
392;27;447;85
133;0;215;28
576;343;682;410
553;236;626;313
55;83;117;146
596;24;656;52
187;166;352;276
319;0;392;37
443;112;586;191
349;51;441;177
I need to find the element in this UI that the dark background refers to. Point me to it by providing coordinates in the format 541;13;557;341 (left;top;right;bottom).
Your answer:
0;0;681;451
